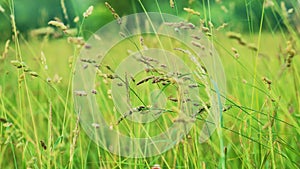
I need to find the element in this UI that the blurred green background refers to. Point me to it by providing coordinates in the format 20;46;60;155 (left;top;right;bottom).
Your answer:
0;0;299;41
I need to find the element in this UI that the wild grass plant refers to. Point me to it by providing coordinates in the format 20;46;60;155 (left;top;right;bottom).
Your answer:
0;0;299;168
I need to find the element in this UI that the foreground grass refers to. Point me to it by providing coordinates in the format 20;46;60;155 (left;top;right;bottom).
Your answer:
0;30;299;168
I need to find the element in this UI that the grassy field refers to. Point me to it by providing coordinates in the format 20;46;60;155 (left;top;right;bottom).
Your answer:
0;1;300;169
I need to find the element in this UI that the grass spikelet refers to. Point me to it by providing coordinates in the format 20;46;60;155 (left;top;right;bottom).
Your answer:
216;23;228;31
174;47;191;54
105;2;121;24
10;60;26;69
183;7;200;16
40;140;47;150
262;76;272;90
74;90;88;96
202;26;210;32
264;0;274;8
221;5;228;13
231;47;239;58
284;40;296;68
151;164;161;169
0;5;4;13
0;117;7;123
191;41;205;50
226;31;242;40
191;35;201;40
52;74;62;83
83;6;94;18
1;39;10;60
247;43;258;51
10;15;17;36
91;123;100;128
208;21;214;29
227;31;247;46
69;114;80;168
280;1;288;18
29;71;38;77
48;20;67;30
169;0;175;8
136;76;154;86
67;37;85;46
60;0;69;21
73;16;79;23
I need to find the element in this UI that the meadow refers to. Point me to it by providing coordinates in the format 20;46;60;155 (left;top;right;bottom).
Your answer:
0;0;300;169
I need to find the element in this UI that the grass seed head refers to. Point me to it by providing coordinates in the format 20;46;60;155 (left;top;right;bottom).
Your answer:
262;76;272;90
221;5;228;13
0;5;5;13
1;40;10;60
67;37;85;46
247;43;258;51
83;6;94;18
40;140;47;150
92;123;100;128
170;0;175;8
264;0;274;8
184;7;200;16
105;2;121;24
73;16;79;23
216;23;228;31
48;20;67;30
202;26;210;32
74;90;88;96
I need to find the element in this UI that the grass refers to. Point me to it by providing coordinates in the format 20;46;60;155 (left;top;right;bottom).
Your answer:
0;0;300;168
